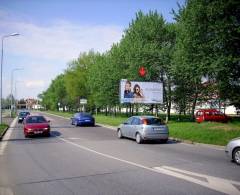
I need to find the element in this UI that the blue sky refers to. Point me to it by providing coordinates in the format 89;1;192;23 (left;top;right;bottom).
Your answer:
0;0;184;99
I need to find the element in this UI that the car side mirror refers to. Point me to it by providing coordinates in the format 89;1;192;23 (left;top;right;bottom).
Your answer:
123;122;128;125
48;120;50;123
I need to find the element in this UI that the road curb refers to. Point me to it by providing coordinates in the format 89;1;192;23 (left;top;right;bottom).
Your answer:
41;111;225;150
96;123;225;150
0;126;9;141
168;137;225;150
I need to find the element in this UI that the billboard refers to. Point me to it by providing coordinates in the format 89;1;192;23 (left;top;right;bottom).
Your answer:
120;79;163;104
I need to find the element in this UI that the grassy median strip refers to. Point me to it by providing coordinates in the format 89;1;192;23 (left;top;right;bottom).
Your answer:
45;110;73;118
43;111;240;146
0;124;8;136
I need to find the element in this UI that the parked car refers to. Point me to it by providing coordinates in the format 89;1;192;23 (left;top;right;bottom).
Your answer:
23;115;50;137
225;137;240;165
18;111;30;123
236;109;240;115
71;112;95;126
117;116;169;144
195;109;229;123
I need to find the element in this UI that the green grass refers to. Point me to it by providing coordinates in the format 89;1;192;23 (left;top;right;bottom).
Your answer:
94;115;240;146
0;124;8;136
168;121;240;146
94;115;128;126
43;111;240;146
45;110;73;118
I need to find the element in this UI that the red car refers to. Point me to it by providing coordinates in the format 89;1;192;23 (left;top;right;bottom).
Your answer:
23;115;50;137
195;109;229;123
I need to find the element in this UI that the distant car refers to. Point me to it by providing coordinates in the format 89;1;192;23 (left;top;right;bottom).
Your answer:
117;116;169;144
236;109;240;115
195;109;229;123
23;115;50;137
18;111;30;123
225;137;240;165
71;112;95;126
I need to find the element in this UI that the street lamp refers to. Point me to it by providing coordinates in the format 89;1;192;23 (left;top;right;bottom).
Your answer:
10;68;23;117
0;33;20;124
14;80;24;112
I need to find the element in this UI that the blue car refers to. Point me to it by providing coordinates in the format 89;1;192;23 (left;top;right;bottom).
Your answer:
71;112;95;127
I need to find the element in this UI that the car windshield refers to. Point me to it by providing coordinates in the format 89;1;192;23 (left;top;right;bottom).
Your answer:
144;118;164;125
79;113;91;117
26;116;47;124
19;112;28;117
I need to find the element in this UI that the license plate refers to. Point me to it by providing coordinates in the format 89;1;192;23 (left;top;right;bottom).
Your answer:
85;120;90;122
154;128;162;131
34;131;42;134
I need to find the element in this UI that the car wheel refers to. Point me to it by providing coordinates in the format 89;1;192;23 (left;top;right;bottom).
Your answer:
233;148;240;165
136;133;143;144
117;129;123;139
74;121;78;127
45;133;50;137
25;134;28;138
161;139;168;143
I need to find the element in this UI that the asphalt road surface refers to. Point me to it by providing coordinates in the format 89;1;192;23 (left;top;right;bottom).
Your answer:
0;112;240;195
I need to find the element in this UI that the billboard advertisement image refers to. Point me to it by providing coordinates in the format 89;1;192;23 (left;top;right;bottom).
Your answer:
120;79;163;104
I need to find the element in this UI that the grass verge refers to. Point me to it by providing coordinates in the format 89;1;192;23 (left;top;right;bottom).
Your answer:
0;124;8;136
43;111;240;146
45;110;73;118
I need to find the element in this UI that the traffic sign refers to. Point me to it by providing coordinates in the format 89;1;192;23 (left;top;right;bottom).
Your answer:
80;99;87;104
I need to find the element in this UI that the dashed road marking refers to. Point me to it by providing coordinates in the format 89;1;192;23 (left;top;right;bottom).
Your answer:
59;137;240;195
0;187;14;195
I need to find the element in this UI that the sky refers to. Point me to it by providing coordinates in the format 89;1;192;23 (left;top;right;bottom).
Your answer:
0;0;185;99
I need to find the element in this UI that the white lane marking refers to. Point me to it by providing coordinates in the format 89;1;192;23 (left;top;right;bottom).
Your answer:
0;187;14;195
154;166;240;195
0;118;17;155
68;137;84;140
59;137;240;195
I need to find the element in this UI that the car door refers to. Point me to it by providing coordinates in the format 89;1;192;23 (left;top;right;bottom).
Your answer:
129;117;141;138
121;117;134;138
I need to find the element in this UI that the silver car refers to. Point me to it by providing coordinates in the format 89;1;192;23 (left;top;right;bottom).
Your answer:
117;116;169;144
225;137;240;165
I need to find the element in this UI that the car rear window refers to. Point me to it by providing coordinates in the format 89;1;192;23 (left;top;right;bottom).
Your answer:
19;112;28;117
143;118;164;125
80;113;91;117
26;116;47;123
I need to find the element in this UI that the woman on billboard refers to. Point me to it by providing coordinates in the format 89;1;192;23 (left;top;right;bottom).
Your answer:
133;84;144;102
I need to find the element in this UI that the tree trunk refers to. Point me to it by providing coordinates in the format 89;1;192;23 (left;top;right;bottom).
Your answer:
167;79;172;120
105;106;108;116
191;91;198;121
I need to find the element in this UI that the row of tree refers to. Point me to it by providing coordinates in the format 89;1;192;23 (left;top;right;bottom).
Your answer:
39;0;240;119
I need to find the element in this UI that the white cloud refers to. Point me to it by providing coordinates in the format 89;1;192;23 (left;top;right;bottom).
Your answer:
0;12;123;61
0;10;123;98
25;80;45;88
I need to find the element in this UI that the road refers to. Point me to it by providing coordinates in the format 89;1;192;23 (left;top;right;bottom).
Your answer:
0;112;240;195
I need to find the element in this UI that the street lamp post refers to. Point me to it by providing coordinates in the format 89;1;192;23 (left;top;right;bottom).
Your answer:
0;33;20;124
14;80;23;113
10;68;23;117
